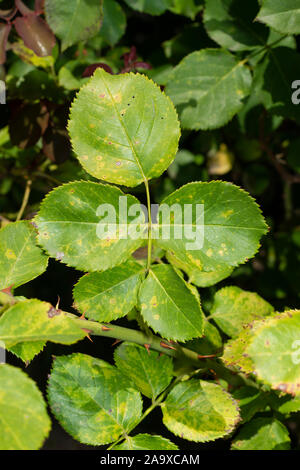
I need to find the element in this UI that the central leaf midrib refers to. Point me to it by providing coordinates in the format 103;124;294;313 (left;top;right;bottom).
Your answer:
150;269;201;333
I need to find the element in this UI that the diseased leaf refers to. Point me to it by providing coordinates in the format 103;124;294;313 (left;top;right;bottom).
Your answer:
0;221;48;290
47;353;143;445
114;342;173;399
246;310;300;396
162;380;240;442
168;0;203;20
8;341;45;364
210;286;274;338
73;261;145;322
155;181;268;273
257;0;300;35
100;0;126;46
35;181;145;272
139;264;204;342
45;0;102;51
0;364;51;449
114;433;178;450
222;327;255;374
231;418;291;450
165;49;252;130
0;299;86;348
68;69;180;187
204;0;268;51
167;251;233;287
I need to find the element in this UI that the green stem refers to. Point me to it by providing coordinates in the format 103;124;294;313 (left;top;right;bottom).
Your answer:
144;179;152;272
16;179;32;221
244;35;288;63
66;312;211;367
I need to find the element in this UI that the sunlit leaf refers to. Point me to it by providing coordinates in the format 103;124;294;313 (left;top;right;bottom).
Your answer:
0;221;48;290
139;264;204;342
162;379;240;442
114;342;173;399
48;353;143;445
73;261;145;322
68;69;180;186
45;0;102;51
0;364;51;449
155;181;268;272
35;181;145;272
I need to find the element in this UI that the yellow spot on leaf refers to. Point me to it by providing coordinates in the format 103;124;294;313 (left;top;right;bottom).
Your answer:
6;249;16;259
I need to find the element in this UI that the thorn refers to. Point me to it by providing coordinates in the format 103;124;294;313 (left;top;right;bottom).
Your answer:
1;285;14;296
82;328;93;342
111;339;121;347
55;295;60;310
79;312;86;320
197;352;219;359
101;325;111;331
144;343;151;354
160;341;176;351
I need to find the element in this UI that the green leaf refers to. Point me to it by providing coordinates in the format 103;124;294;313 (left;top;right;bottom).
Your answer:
0;299;86;348
45;0;102;51
35;181;145;272
258;47;300;123
168;0;203;20
114;342;173;399
222;327;255;374
139;264;204;342
232;386;269;423
165;49;252;130
167;251;233;287
123;0;172;15
204;0;268;51
155;181;268;272
246;310;300;396
269;394;300;415
0;221;48;290
0;364;51;449
231;418;291;450
185;321;223;356
114;433;178;450
68;68;180;187
257;0;300;35
100;0;126;46
73;261;145;322
8;341;46;364
210;286;274;338
47;353;143;445
162;379;240;442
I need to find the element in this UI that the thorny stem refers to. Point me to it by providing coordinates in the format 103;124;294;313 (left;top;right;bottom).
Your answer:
16;179;32;221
